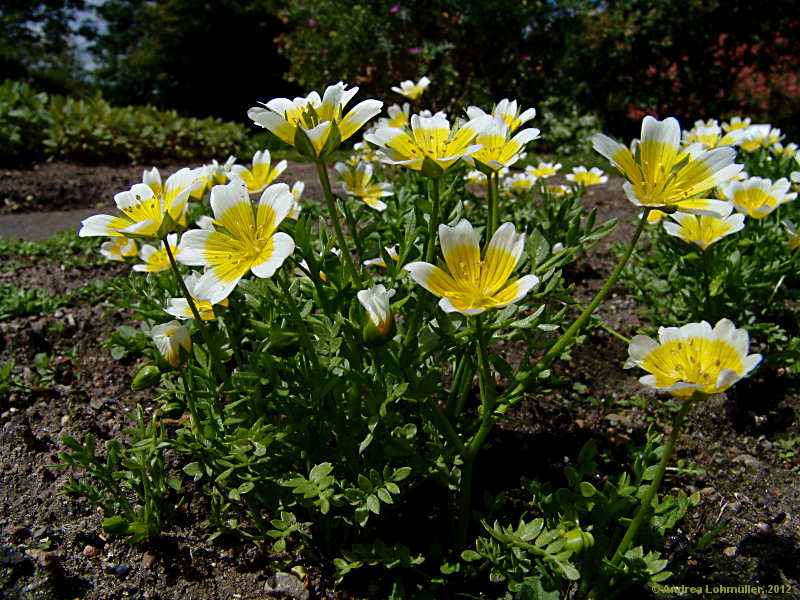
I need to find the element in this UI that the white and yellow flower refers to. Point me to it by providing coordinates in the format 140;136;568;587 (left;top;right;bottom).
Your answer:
133;233;180;273
357;284;396;344
178;181;295;304
566;166;608;187
527;161;561;179
99;237;138;262
465;169;488;186
288;181;304;219
334;161;393;211
391;76;430;100
229;150;288;194
592;116;741;222
546;184;570;199
404;219;539;315
721;116;751;132
662;205;745;250
731;124;777;152
466;98;536;133
771;141;798;160
363;244;399;268
164;272;229;321
467;115;540;173
381;102;411;129
680;119;738;149
151;320;192;368
503;171;538;196
79;168;201;239
211;156;237;185
248;82;383;159
721;176;797;219
188;164;213;199
364;113;486;177
626;319;761;399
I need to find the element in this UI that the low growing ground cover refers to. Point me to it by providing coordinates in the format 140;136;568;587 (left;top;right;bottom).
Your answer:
1;85;800;599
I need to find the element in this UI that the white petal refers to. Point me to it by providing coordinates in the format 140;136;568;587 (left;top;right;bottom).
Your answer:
210;180;250;221
79;214;119;237
250;232;295;278
177;230;213;265
626;335;660;366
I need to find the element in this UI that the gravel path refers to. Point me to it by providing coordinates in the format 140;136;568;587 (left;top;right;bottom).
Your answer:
0;207;103;240
0;161;326;241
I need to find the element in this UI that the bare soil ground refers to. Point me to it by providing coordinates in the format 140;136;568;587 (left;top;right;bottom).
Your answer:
1;163;798;599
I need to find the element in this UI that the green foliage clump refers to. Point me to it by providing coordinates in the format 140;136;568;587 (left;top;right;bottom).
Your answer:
0;80;50;164
0;80;258;166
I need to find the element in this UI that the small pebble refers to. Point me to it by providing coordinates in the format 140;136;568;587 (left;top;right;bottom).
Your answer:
106;562;130;578
756;522;772;534
723;546;738;558
141;552;157;569
82;545;97;559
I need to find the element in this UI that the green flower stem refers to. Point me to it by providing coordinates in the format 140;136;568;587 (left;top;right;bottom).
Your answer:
178;364;202;438
509;208;651;399
606;394;695;569
315;160;360;285
275;270;320;375
427;397;468;458
457;315;497;549
457;455;475;550
424;177;442;263
702;245;712;320
163;238;229;386
401;177;443;353
467;316;498;457
446;353;470;420
487;171;500;239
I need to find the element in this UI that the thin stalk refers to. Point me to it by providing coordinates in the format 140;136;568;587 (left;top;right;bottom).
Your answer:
509;209;651;398
487;171;500;238
457;455;475;550
275;271;320;374
163;238;229;386
315;160;360;285
178;364;202;438
596;319;632;345
457;315;496;549
225;295;246;372
446;353;469;420
467;316;498;457
424;177;442;263
606;395;694;568
702;245;712;320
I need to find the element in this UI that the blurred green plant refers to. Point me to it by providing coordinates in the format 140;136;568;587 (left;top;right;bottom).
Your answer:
0;80;258;165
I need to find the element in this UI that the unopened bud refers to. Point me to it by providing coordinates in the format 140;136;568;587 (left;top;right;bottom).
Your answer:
131;365;160;390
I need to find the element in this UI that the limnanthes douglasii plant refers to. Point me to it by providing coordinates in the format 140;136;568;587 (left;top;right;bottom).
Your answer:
617;116;800;369
62;88;775;598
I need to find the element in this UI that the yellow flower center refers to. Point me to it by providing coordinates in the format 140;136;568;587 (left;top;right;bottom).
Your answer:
641;337;744;397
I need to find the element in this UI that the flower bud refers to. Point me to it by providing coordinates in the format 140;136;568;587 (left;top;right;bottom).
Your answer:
564;527;595;553
131;364;161;390
151;320;191;368
357;284;396;346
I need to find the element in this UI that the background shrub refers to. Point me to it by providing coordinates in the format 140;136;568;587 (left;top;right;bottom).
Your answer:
0;80;258;166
